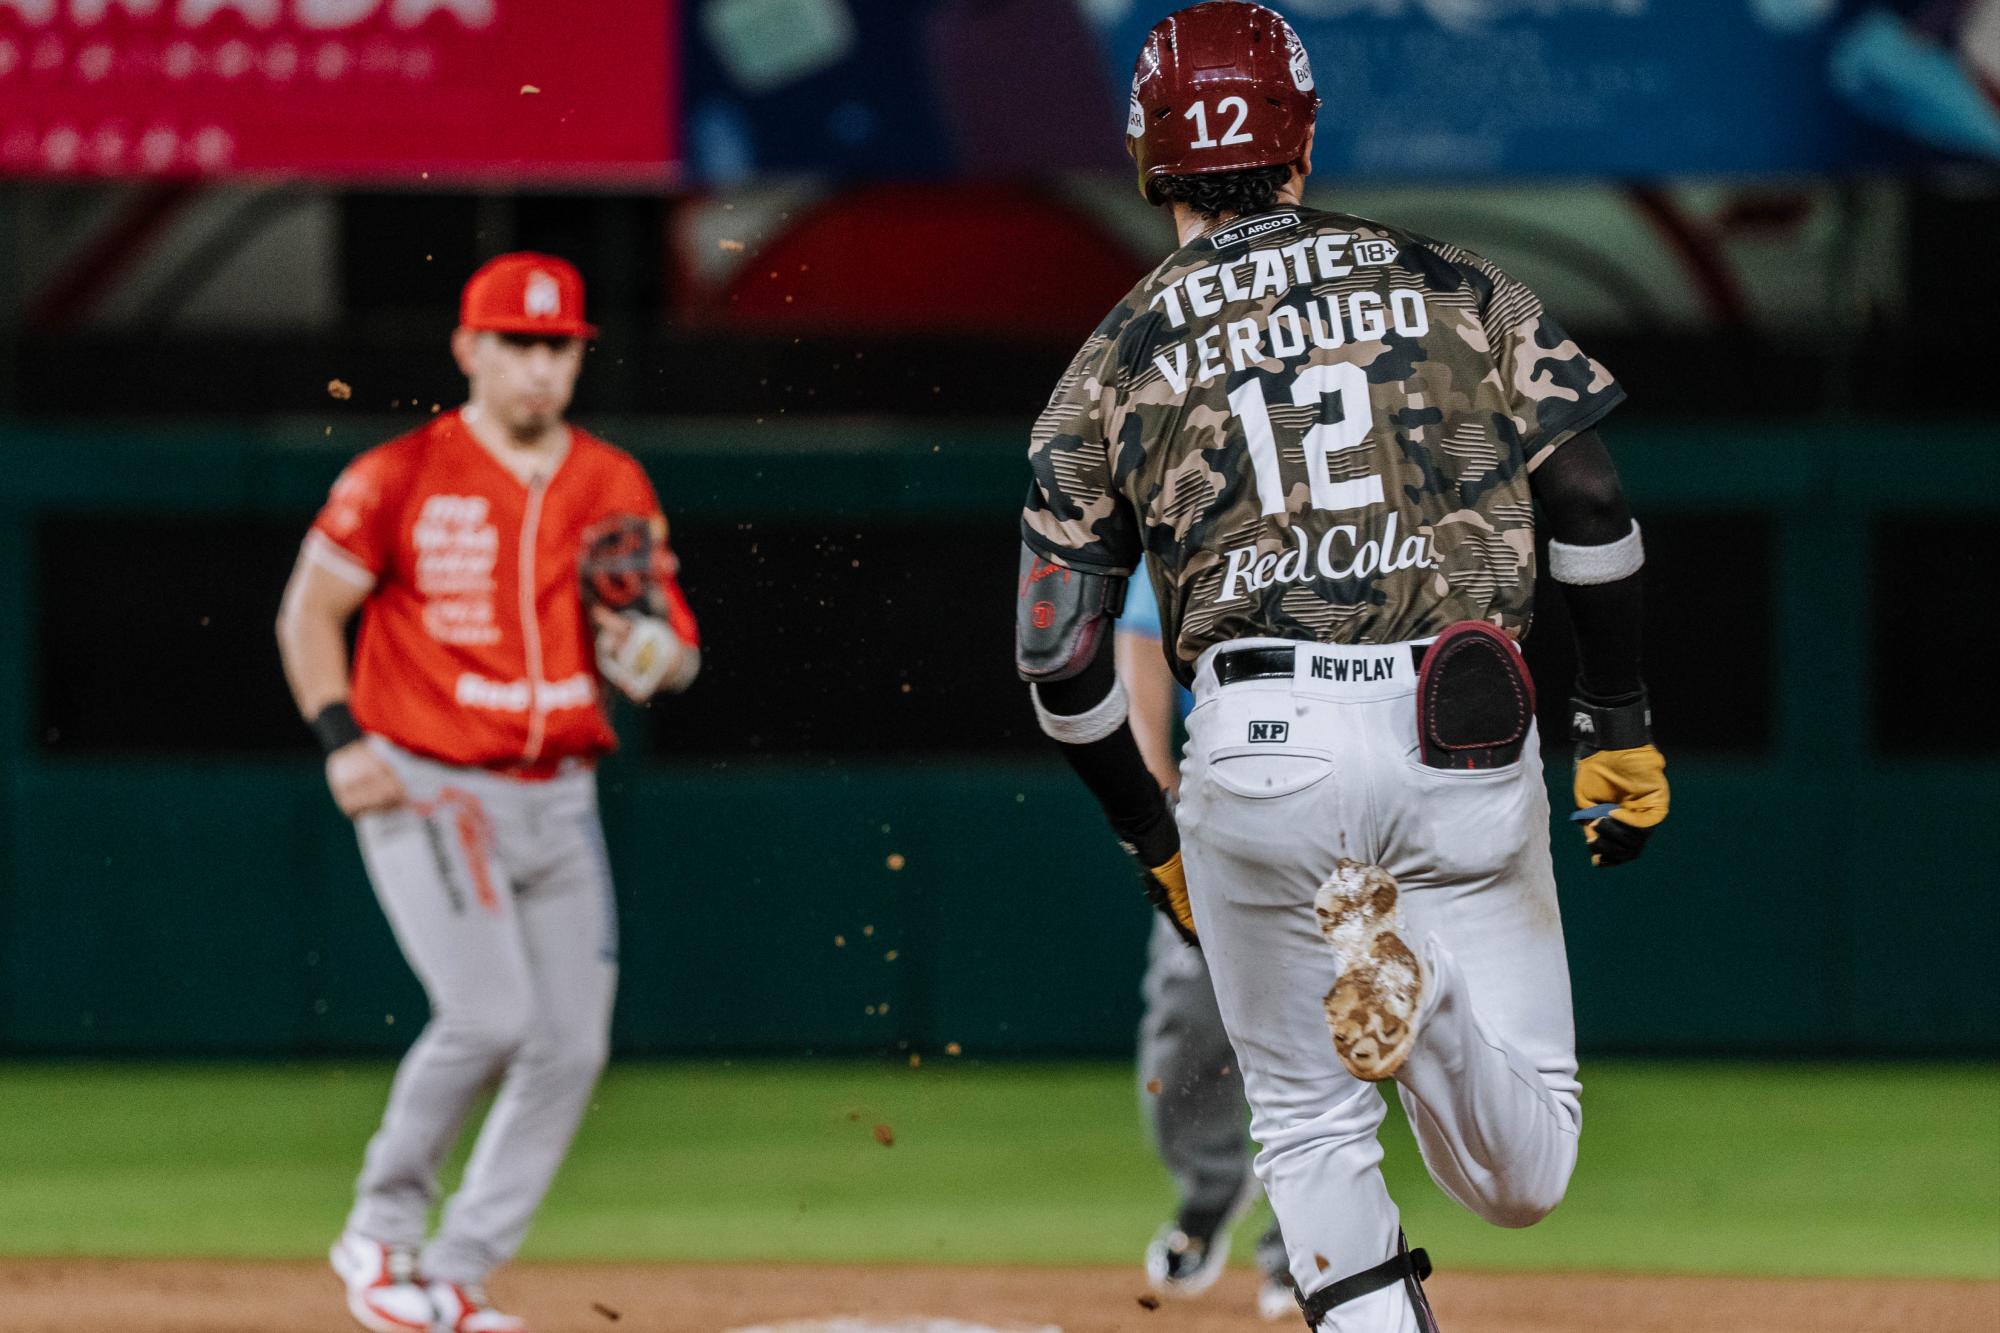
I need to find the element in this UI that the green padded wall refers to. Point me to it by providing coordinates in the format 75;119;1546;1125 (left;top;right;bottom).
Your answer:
0;421;1992;1056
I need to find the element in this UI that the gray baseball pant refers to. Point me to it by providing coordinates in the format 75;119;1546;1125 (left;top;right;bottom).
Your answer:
1138;914;1286;1272
345;739;619;1285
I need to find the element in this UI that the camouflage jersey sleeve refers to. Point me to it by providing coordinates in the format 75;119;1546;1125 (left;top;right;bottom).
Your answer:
1020;317;1144;576
1475;259;1624;471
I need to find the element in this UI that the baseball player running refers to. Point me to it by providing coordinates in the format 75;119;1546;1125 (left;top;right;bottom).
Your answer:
276;253;700;1333
1122;571;1292;1319
1015;6;1668;1330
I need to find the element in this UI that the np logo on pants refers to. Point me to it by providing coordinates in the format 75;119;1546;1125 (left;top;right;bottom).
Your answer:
1249;721;1289;743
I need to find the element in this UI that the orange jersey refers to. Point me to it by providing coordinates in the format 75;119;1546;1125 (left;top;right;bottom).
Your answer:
309;411;699;774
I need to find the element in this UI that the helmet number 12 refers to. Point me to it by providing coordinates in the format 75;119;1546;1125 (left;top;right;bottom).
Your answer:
1186;97;1255;150
1227;364;1383;518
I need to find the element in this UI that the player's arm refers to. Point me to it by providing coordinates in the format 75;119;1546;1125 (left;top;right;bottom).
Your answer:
1019;550;1195;945
1113;566;1180;796
275;539;406;817
1115;625;1181;797
1530;427;1667;867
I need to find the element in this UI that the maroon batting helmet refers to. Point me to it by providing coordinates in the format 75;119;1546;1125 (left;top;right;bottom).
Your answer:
1126;2;1320;202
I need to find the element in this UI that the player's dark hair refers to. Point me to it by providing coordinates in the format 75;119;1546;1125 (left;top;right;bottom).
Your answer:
1147;163;1293;218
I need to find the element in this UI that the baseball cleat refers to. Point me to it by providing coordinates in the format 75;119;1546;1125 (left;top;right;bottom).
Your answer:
1316;860;1425;1082
1256;1270;1298;1321
1144;1173;1259;1299
329;1232;437;1333
428;1280;528;1333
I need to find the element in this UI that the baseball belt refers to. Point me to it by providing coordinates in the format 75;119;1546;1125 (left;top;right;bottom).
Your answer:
1212;643;1430;687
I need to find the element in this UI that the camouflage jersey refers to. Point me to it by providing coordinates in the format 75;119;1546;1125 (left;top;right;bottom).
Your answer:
1020;205;1624;686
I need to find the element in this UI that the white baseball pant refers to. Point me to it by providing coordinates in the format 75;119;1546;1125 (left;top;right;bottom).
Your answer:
1175;638;1581;1332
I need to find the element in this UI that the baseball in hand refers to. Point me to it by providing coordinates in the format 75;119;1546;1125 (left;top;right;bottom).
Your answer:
591;606;633;653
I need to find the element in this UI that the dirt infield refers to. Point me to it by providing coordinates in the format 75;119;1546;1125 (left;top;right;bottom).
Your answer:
2;1260;1993;1333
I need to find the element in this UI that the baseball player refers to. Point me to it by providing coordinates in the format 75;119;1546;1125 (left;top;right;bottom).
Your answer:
1015;6;1668;1331
276;253;700;1333
1121;571;1292;1319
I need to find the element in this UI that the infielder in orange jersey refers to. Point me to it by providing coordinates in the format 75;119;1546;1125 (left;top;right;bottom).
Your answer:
276;254;700;1333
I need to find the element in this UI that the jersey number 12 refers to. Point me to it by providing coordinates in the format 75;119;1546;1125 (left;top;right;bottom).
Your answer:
1226;363;1384;518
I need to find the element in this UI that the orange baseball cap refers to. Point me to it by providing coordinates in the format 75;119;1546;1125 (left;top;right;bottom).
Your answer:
459;252;598;339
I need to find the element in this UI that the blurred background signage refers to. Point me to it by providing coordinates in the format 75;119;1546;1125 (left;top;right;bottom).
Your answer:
684;0;1995;182
0;0;678;181
10;1;1997;184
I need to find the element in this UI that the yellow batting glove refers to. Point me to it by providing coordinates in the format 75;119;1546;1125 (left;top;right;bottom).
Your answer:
1573;744;1669;866
1570;690;1667;868
1142;851;1199;946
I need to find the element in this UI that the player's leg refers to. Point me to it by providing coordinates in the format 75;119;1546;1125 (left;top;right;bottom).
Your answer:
422;768;618;1287
1139;914;1260;1296
1177;699;1426;1333
1378;745;1582;1228
346;746;535;1252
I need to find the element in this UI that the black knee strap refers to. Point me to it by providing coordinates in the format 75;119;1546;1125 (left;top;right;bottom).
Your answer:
1299;1246;1433;1329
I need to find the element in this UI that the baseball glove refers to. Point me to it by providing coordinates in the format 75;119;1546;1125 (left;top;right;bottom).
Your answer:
579;513;664;617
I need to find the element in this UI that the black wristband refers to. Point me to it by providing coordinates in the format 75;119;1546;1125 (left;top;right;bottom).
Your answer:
1112;799;1179;869
1569;688;1651;753
310;702;365;755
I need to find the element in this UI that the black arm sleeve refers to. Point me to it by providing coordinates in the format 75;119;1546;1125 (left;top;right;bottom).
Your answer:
1034;637;1177;865
1532;429;1646;702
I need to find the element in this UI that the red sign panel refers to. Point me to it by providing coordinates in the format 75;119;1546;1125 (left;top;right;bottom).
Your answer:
0;1;675;182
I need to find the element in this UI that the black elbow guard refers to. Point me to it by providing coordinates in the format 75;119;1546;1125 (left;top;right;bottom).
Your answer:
1015;543;1128;682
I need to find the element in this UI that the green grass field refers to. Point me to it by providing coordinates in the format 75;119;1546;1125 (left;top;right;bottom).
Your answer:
0;1060;1994;1279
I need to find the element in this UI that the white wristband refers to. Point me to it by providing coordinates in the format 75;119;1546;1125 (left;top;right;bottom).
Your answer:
1549;521;1644;586
1032;678;1130;745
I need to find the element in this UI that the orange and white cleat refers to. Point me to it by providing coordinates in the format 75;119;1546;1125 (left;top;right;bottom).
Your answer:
428;1280;528;1333
1315;860;1426;1082
329;1232;437;1333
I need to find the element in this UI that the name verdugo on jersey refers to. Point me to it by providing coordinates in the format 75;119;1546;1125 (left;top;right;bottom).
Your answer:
1147;230;1425;394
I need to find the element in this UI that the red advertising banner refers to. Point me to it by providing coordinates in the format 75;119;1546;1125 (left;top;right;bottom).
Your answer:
0;0;675;182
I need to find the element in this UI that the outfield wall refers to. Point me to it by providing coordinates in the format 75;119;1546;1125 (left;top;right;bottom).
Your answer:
0;421;1993;1057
